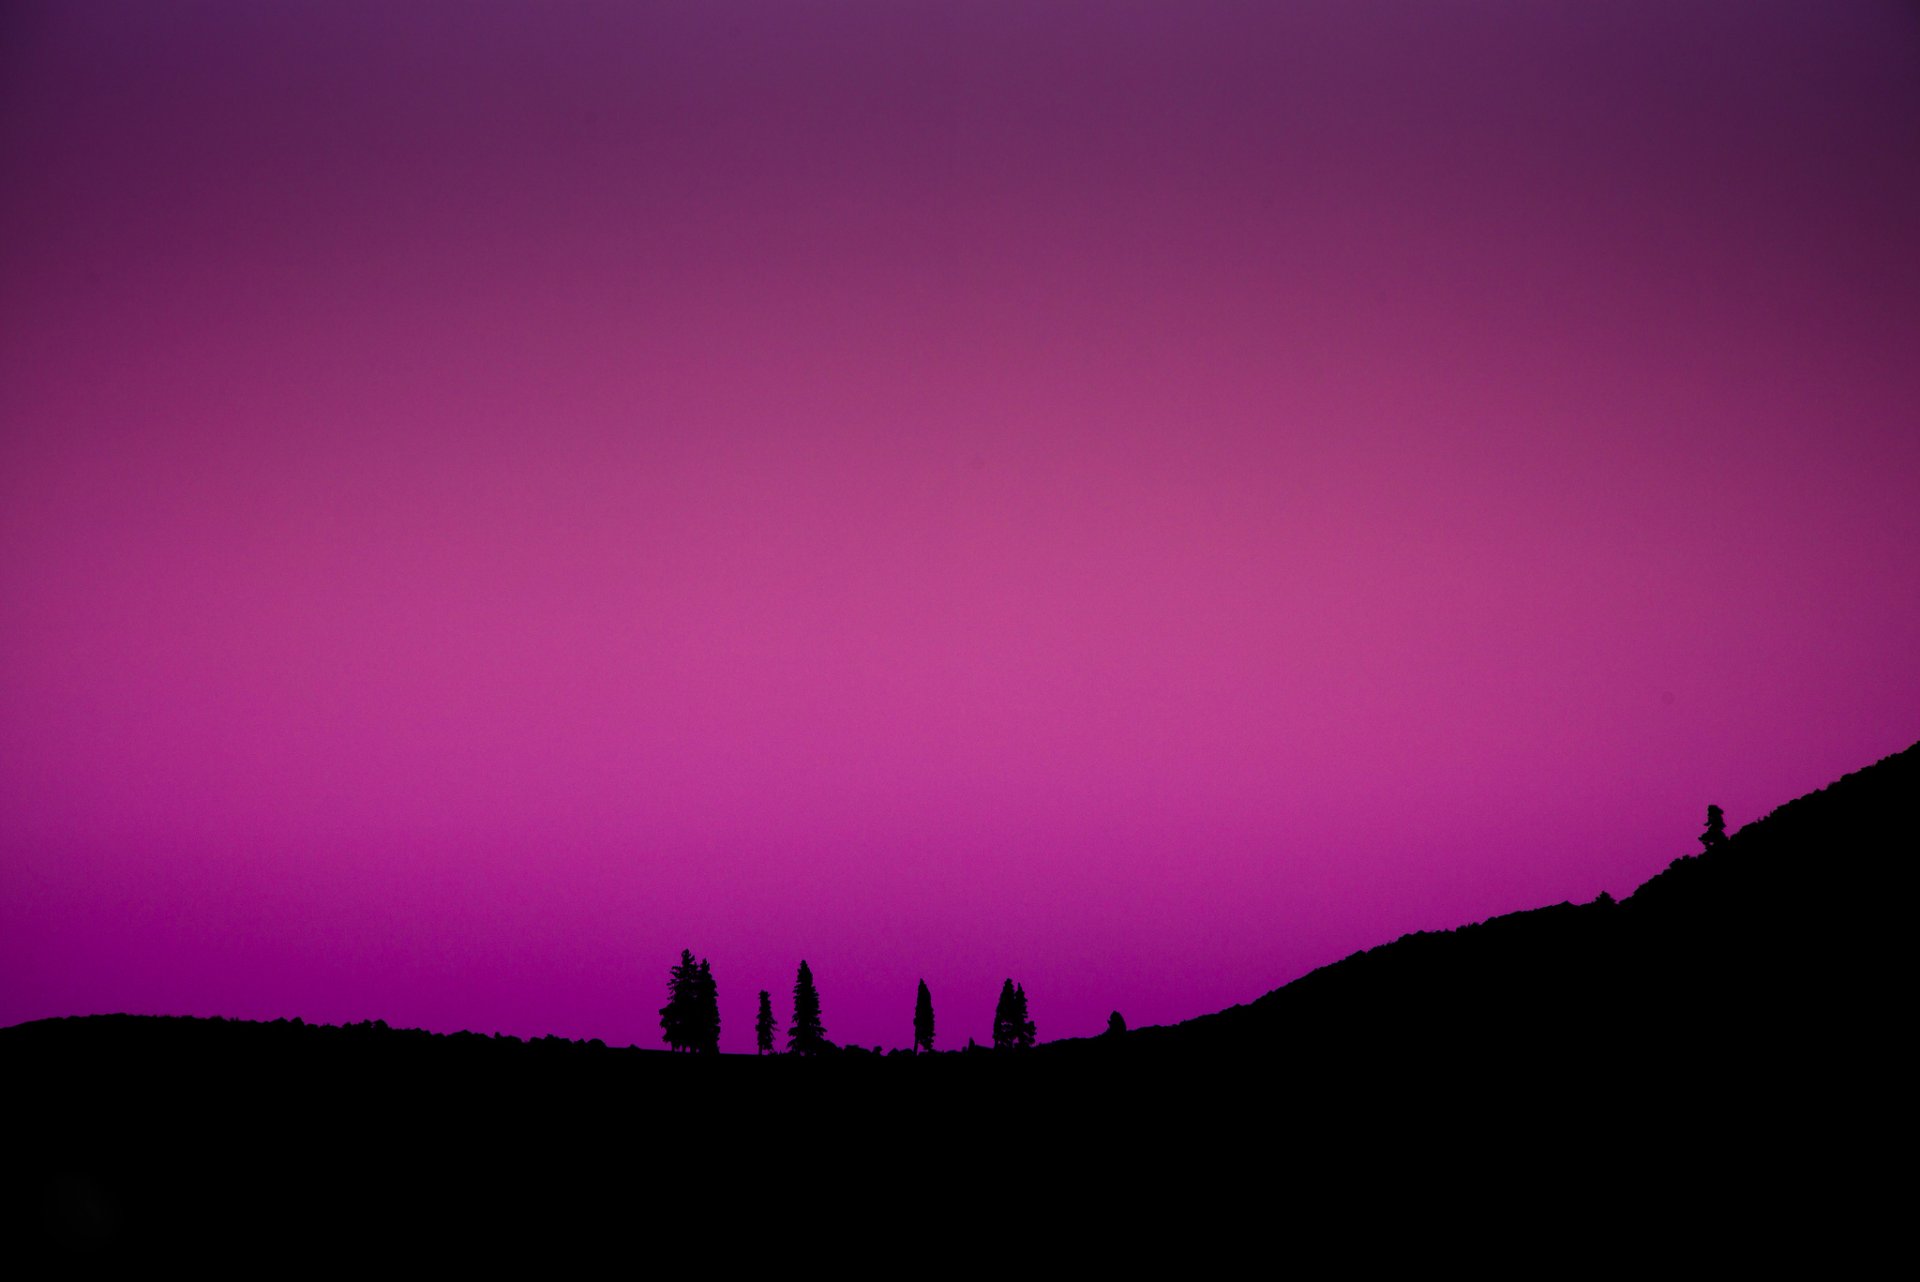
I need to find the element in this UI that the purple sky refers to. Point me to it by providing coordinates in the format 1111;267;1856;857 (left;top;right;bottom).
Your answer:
4;2;1917;1052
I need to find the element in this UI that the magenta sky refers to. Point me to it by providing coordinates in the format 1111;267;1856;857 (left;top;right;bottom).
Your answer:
3;2;1917;1052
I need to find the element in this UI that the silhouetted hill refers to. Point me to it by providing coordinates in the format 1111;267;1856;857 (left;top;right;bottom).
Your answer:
1083;739;1914;1072
6;742;1910;1263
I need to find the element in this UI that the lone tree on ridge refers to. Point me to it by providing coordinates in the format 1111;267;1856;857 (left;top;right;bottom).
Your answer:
1700;804;1728;854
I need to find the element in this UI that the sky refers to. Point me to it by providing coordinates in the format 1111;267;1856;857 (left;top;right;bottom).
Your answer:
3;1;1917;1053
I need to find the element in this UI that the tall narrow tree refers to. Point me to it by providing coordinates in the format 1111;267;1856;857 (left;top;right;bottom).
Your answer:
788;960;827;1056
992;979;1018;1050
660;949;699;1052
755;990;776;1055
913;979;935;1054
691;958;720;1054
994;979;1036;1050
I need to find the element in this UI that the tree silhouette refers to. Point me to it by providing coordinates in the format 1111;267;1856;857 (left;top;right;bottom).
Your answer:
1106;1011;1126;1037
660;950;700;1052
913;980;935;1054
788;960;827;1056
992;980;1036;1051
755;990;776;1056
691;959;720;1054
1701;804;1728;854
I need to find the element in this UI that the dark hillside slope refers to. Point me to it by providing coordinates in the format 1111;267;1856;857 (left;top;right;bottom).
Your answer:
1103;739;1914;1074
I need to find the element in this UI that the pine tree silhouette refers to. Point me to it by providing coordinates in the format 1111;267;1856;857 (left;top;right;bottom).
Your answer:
1013;983;1036;1050
691;958;720;1054
913;979;935;1054
660;949;699;1052
1701;804;1728;853
788;960;827;1056
755;990;776;1056
992;979;1035;1050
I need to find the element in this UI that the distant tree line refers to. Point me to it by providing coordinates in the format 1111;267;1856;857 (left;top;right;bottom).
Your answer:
659;956;1061;1056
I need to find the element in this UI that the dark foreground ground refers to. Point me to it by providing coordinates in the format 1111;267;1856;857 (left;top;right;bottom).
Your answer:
10;1013;1887;1269
6;741;1910;1265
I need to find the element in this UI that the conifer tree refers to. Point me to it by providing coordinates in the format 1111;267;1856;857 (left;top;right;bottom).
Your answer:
788;960;827;1056
913;979;935;1054
1700;804;1728;854
755;990;776;1055
692;958;720;1054
991;980;1037;1050
660;949;699;1052
1012;982;1036;1050
992;978;1019;1050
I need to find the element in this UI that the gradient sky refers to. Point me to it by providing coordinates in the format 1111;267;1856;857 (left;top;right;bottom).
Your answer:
4;2;1917;1052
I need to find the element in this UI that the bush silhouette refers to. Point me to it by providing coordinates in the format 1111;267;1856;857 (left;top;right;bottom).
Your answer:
1700;804;1728;853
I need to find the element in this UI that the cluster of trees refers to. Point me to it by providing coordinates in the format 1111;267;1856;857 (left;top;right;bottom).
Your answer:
659;950;721;1053
661;955;1045;1056
992;979;1036;1051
